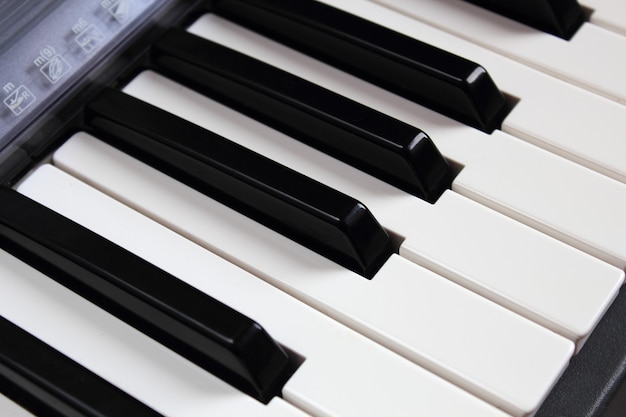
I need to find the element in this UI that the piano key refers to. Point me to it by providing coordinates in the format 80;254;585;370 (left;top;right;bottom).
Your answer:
582;0;626;36
151;28;452;202
182;14;626;269
0;187;293;404
17;164;512;417
501;74;626;185
211;0;508;133
0;249;309;417
121;70;623;348
85;88;393;278
367;0;626;105
0;315;163;417
198;5;626;186
449;134;626;269
47;133;575;416
462;0;585;39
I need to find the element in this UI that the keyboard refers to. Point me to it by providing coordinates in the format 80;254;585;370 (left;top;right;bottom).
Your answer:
1;1;625;416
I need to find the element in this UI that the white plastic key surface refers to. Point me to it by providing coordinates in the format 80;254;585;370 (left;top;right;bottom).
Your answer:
450;130;626;270
17;164;513;417
582;0;626;36
367;0;626;105
0;250;309;417
501;78;626;185
182;13;626;270
49;133;573;416
120;70;623;348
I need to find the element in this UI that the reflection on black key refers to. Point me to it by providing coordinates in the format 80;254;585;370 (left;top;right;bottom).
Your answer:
86;88;393;278
463;0;585;39
0;189;292;404
152;29;452;203
211;0;507;133
0;316;163;417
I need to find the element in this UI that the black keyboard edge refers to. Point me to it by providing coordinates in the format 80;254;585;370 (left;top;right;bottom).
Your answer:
536;284;626;417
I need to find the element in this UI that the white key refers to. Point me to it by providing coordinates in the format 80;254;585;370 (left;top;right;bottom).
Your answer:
180;14;626;270
120;70;623;346
0;394;34;417
582;0;626;36
16;164;514;417
502;77;626;185
0;250;307;417
367;0;626;104
48;133;573;416
450;130;626;270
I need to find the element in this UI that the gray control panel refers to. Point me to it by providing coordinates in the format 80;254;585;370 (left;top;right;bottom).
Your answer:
0;0;165;149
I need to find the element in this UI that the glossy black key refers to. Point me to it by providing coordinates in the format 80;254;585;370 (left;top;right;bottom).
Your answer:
0;188;292;404
210;0;507;133
463;0;585;39
85;88;393;278
0;316;163;417
152;29;451;203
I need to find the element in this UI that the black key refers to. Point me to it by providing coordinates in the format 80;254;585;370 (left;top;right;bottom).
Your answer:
85;88;393;278
0;188;292;404
152;29;452;203
0;315;163;417
463;0;585;39
210;0;507;133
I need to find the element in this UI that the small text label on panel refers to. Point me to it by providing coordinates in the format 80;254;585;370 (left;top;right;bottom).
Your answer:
3;84;36;116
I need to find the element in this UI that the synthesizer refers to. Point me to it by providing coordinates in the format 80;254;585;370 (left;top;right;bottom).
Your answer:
0;1;625;416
